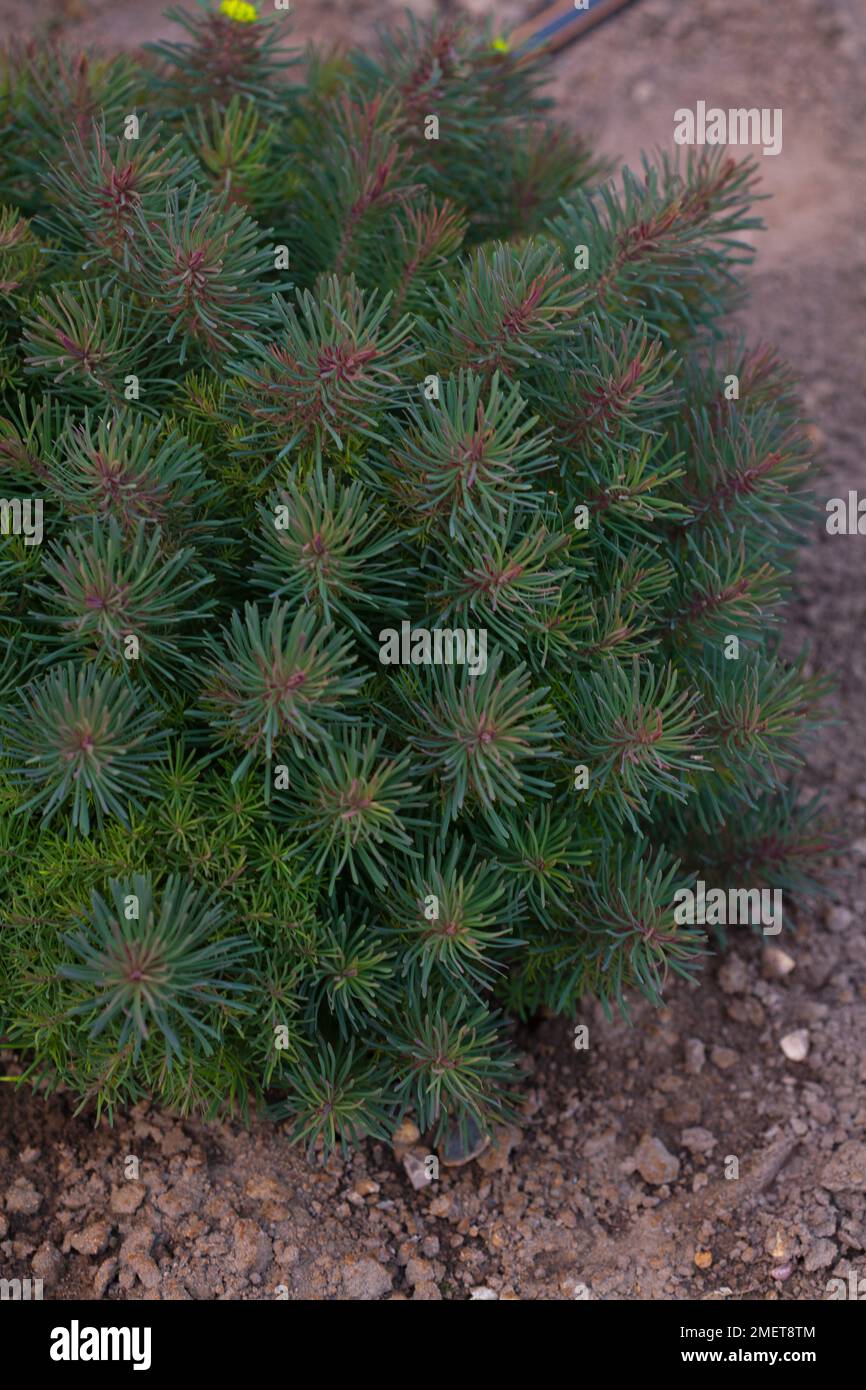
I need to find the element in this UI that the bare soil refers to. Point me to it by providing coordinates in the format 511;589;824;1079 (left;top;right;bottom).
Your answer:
2;0;865;1301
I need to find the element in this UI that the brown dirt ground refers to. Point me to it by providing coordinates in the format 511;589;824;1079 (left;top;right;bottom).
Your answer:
1;0;865;1301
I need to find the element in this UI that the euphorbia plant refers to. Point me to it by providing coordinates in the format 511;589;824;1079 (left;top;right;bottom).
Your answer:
0;2;827;1150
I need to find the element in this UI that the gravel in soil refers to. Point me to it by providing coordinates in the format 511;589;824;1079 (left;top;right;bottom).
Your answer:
1;0;865;1300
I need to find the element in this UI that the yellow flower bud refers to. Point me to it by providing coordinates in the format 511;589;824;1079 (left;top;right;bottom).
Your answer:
219;0;258;23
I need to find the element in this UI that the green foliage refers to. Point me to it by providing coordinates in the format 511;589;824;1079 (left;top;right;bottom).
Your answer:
48;408;224;546
231;274;418;462
0;4;828;1153
22;281;162;408
278;728;418;890
130;185;278;365
1;662;167;832
59;872;255;1059
29;517;215;687
37;118;198;274
250;465;406;637
148;2;301;114
196;599;365;780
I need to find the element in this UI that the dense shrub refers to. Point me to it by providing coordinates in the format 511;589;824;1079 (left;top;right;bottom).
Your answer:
0;3;826;1150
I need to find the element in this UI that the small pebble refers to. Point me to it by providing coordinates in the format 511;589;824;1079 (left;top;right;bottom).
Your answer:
825;905;853;933
392;1119;421;1149
781;1029;810;1062
684;1039;706;1075
762;946;796;978
710;1046;738;1070
634;1134;680;1185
